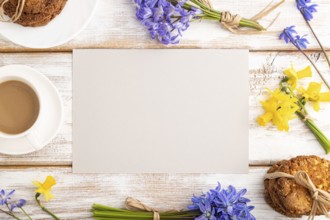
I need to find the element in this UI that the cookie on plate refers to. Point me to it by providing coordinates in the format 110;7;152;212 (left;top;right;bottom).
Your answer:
264;155;330;217
3;0;68;27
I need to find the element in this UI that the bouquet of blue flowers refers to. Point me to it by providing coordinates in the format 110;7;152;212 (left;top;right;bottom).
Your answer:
92;182;255;220
134;0;284;45
279;0;330;90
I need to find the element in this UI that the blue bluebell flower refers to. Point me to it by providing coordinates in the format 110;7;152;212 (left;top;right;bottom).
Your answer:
0;190;15;206
9;199;26;211
235;205;255;220
280;26;309;50
196;198;217;220
295;35;309;49
279;26;297;44
134;0;201;44
188;182;255;220
296;0;318;21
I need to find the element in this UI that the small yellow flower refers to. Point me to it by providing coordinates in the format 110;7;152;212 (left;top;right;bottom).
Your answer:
33;176;56;202
257;89;299;131
284;65;312;89
299;82;330;112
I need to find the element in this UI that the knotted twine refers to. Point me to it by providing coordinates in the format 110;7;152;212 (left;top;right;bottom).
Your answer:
265;171;330;220
125;197;160;220
0;0;25;22
211;0;285;33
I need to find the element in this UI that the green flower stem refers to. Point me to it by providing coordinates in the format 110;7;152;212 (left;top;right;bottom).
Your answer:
281;83;330;154
0;208;21;220
300;9;330;71
92;204;199;220
296;111;330;154
35;193;60;220
5;203;22;220
20;207;33;220
285;85;308;114
183;0;265;31
93;211;194;219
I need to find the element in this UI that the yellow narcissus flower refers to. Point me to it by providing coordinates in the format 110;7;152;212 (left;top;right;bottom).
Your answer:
299;82;330;112
284;65;312;89
33;176;56;202
257;89;299;131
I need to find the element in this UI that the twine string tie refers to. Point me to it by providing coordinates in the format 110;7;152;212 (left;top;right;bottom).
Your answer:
265;171;330;220
0;0;26;22
125;197;160;220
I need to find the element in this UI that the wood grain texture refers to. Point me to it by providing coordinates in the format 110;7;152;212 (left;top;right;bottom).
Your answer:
0;0;330;51
1;1;330;219
0;166;313;220
0;51;329;166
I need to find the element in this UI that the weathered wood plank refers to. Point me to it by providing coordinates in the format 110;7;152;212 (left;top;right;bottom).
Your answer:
0;166;313;220
0;0;330;51
0;51;329;166
0;2;329;220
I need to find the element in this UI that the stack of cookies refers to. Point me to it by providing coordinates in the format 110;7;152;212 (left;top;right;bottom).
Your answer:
3;0;67;27
264;155;330;217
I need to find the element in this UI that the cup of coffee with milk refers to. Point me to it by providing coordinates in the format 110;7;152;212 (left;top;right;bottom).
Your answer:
0;74;41;146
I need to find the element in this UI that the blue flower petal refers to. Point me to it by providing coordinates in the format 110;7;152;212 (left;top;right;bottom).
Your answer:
134;0;199;44
188;183;254;220
296;0;318;21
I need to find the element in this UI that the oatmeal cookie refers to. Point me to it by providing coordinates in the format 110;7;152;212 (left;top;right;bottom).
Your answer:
3;0;67;27
264;156;330;217
264;160;296;217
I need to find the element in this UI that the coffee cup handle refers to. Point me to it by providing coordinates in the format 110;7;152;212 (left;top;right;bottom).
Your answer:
26;131;42;150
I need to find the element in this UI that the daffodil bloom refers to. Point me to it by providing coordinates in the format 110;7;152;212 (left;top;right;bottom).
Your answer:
33;176;56;202
258;64;330;153
284;65;312;89
299;82;330;111
34;176;60;220
257;89;299;131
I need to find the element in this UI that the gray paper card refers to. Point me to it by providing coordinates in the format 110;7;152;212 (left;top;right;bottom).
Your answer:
73;49;248;173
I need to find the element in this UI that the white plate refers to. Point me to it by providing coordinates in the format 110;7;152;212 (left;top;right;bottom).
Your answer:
0;65;63;155
0;0;98;48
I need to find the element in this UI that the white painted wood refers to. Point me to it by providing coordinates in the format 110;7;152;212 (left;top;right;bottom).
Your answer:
0;0;329;50
0;167;325;220
1;52;329;166
0;1;330;219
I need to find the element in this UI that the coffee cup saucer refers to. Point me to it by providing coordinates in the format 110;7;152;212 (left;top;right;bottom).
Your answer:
0;65;63;155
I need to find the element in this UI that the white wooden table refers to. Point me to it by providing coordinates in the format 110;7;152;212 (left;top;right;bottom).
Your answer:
1;0;330;219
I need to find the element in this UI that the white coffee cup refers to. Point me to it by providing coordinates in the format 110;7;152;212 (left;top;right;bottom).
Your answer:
0;74;42;149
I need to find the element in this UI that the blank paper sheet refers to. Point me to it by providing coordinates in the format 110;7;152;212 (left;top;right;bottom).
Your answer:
73;49;249;173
